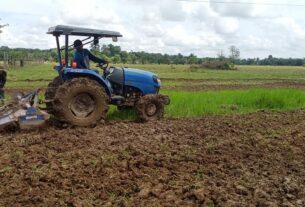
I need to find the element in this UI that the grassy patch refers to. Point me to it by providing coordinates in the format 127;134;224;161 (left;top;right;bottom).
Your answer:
163;88;305;118
107;106;137;120
106;88;305;120
7;64;57;81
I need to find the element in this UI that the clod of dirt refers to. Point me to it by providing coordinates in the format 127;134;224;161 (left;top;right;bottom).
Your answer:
151;183;164;197
138;187;151;198
234;185;248;196
193;188;206;202
0;110;305;206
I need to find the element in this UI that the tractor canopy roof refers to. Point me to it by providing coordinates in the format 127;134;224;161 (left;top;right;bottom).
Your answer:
47;25;122;38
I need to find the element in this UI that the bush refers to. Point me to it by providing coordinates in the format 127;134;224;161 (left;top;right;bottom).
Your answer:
190;61;237;71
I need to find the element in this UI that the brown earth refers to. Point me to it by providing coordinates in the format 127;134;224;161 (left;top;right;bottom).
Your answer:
163;79;305;91
0;111;305;206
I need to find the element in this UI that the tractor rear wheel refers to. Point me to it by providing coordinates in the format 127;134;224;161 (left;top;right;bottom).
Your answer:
53;78;109;126
135;94;164;122
45;76;62;111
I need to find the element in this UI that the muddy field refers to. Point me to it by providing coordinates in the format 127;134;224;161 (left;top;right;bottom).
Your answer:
0;110;304;206
162;79;305;91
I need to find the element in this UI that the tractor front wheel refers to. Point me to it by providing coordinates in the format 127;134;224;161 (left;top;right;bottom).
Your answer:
135;94;164;122
53;78;109;126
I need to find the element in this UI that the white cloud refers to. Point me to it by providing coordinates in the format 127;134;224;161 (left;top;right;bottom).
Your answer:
159;0;186;22
0;0;305;58
210;0;256;18
141;24;165;38
214;17;239;34
56;0;121;27
274;17;305;40
142;12;161;23
192;4;218;21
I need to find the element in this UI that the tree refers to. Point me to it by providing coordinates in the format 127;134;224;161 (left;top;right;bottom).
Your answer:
128;52;137;64
217;50;226;61
120;51;129;64
90;43;100;56
187;53;198;64
228;45;240;64
112;54;121;64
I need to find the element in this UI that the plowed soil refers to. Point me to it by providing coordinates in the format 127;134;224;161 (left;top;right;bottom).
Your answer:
0;111;305;207
163;79;305;91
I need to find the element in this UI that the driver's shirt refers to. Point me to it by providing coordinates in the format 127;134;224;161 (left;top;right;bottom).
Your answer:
74;49;106;69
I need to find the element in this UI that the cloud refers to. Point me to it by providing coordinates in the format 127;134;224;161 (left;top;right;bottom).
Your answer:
193;4;217;21
142;12;161;23
141;24;165;38
241;35;272;50
1;0;305;58
274;17;305;40
209;0;256;18
159;0;186;21
209;0;285;19
55;0;121;27
214;17;239;34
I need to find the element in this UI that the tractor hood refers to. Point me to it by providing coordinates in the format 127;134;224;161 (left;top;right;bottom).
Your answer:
123;68;158;83
123;68;160;95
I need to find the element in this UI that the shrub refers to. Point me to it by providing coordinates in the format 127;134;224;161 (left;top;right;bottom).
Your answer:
190;61;237;71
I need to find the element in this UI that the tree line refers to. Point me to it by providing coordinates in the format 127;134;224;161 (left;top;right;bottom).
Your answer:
0;44;304;67
237;55;304;66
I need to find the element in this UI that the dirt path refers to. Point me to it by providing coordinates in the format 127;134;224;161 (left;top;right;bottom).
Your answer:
0;111;304;206
163;79;305;91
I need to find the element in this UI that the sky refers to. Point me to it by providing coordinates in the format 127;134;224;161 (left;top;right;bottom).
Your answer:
0;0;305;58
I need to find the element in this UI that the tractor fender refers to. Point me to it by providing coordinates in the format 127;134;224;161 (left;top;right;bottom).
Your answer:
62;68;112;96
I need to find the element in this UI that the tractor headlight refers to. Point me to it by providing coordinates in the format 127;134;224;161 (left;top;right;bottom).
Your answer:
153;75;161;85
157;78;161;84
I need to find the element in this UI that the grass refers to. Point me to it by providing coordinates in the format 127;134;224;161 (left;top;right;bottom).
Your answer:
107;106;137;120
5;64;305;89
7;63;57;81
164;88;305;118
106;88;305;120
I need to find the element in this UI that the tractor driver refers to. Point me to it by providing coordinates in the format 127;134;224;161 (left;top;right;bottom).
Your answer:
73;39;108;69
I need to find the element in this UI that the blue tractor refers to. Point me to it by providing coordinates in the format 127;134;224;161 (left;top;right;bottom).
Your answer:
45;25;170;126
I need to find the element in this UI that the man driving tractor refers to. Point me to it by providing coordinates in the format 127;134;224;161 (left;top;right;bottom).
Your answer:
73;39;108;69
